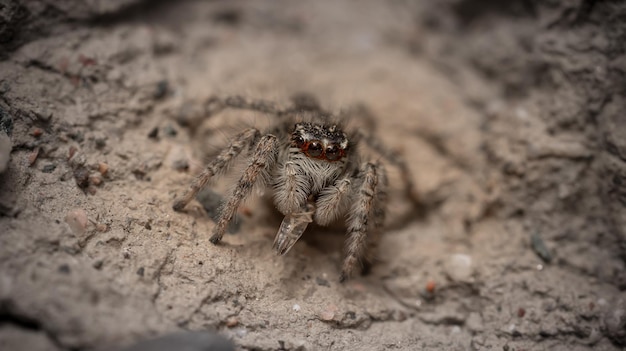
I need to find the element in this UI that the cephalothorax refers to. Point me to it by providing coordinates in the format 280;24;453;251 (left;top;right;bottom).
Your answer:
173;95;417;281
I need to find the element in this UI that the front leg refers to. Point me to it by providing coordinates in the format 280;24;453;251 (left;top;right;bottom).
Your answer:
340;162;386;282
210;134;278;244
173;128;261;211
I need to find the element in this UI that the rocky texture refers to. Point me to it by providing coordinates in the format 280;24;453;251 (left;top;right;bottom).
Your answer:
0;0;624;350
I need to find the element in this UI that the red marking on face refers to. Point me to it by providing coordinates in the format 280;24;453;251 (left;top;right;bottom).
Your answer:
294;138;346;161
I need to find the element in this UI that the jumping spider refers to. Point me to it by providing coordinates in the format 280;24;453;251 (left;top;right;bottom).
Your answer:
173;95;417;281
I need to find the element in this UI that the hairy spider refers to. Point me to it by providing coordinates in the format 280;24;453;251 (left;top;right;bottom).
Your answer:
172;95;417;281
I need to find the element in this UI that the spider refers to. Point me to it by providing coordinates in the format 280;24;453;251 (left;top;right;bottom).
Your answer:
172;94;418;281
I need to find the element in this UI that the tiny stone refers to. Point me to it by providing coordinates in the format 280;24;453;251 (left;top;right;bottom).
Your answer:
42;164;56;173
136;267;145;277
95;138;106;149
466;312;484;332
58;264;71;274
65;208;88;236
148;127;159;139
445;254;473;282
87;185;97;195
153;80;169;100
28;148;39;166
89;173;103;186
531;232;552;263
315;277;330;287
68;146;77;160
98;162;109;175
96;223;108;232
32;128;43;137
93;260;103;269
74;166;90;189
319;305;338;321
197;188;241;233
225;317;238;328
172;158;189;171
319;310;334;321
292;304;301;312
163;124;177;137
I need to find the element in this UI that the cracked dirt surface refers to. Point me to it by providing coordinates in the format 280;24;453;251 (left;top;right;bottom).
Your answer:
1;1;625;350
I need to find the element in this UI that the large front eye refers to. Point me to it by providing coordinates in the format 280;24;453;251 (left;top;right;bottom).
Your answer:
307;140;323;157
325;144;341;161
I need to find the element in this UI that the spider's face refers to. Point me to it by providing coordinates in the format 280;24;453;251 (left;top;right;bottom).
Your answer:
291;122;349;162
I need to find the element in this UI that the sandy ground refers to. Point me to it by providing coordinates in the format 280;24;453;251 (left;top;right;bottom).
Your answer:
1;1;625;350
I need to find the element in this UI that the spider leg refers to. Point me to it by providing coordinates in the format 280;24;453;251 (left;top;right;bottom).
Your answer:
172;128;261;211
205;95;288;117
358;131;420;207
205;93;332;120
340;162;387;282
209;134;279;244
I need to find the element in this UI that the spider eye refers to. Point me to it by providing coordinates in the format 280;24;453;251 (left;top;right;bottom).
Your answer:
307;140;323;157
293;135;305;148
325;144;341;161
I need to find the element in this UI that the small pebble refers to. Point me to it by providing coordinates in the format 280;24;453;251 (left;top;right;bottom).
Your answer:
42;164;56;173
65;208;88;235
58;264;71;274
87;185;97;195
98;162;109;175
225;317;238;328
319;305;338;321
95;138;106;149
96;223;108;232
28;147;39;166
445;253;473;282
163;124;177;137
531;232;552;263
315;277;330;287
68;146;77;160
292;304;301;312
197;188;241;233
89;173;103;186
518;307;526;318
153;80;169;100
74;166;90;189
32;128;43;137
93;260;103;269
426;280;436;293
148;127;159;139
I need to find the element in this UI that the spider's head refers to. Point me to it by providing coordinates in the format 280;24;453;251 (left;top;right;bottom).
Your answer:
291;122;348;161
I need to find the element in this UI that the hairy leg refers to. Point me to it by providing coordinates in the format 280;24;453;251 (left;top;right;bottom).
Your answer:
173;128;261;211
358;131;420;207
362;162;388;274
210;134;279;244
341;162;382;282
